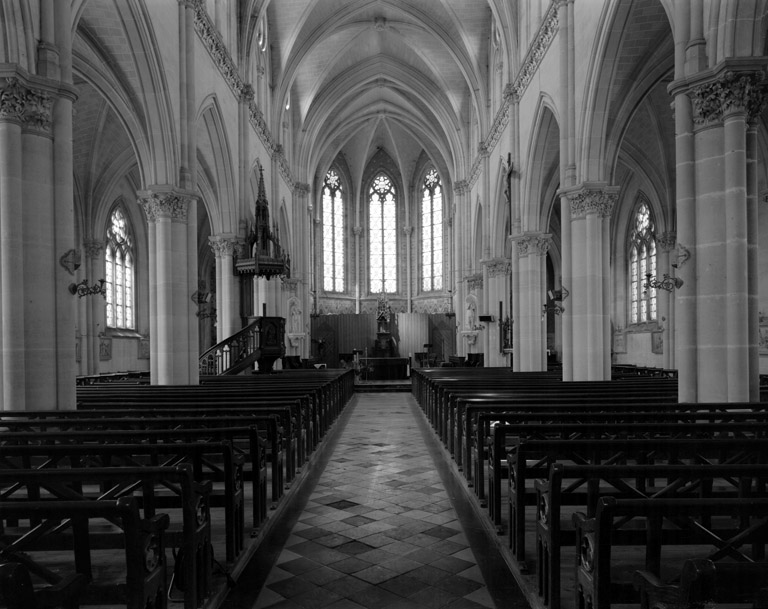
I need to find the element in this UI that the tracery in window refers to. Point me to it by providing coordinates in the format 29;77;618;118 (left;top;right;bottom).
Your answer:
629;200;656;324
322;169;345;293
421;168;443;292
105;207;135;329
369;174;397;293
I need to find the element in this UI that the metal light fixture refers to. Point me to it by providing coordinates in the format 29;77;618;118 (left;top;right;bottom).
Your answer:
69;278;107;298
543;283;568;317
644;273;683;292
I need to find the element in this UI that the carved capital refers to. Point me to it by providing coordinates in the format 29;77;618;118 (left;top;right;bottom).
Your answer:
138;190;193;223
691;70;768;125
83;239;104;259
402;225;414;235
353;226;363;237
566;185;617;219
465;273;483;291
515;233;551;257
208;235;238;257
484;257;512;277
454;180;469;196
282;277;300;292
0;78;53;132
657;231;677;253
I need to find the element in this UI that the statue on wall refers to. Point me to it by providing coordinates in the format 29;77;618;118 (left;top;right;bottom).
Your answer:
465;301;476;330
290;303;302;334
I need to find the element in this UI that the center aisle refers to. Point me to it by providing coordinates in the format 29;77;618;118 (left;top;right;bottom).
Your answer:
223;391;528;609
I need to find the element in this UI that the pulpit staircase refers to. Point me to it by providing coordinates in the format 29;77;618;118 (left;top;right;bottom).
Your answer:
199;317;285;376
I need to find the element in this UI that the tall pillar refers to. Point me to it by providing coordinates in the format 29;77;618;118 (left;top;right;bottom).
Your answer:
513;234;549;371
746;122;760;401
139;188;196;385
209;235;238;341
562;184;616;381
675;66;767;402
0;79;25;410
484;258;511;367
657;232;677;371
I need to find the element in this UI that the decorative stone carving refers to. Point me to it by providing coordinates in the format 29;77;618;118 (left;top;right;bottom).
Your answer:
691;70;768;126
657;231;677;253
282;277;300;292
511;3;559;100
353;226;363;237
567;187;617;219
515;234;550;257
466;273;483;291
462;331;478;346
0;78;26;121
208;235;238;257
83;240;104;260
138;191;192;223
485;257;512;277
453;180;469;196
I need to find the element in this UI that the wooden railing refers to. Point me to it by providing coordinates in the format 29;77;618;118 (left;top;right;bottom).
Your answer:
199;317;285;375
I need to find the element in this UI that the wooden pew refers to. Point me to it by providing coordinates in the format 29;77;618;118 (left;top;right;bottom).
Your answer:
0;497;170;609
0;412;281;505
573;496;768;609
0;561;87;609
634;558;768;609
505;436;768;568
489;419;768;533
0;426;261;542
535;462;768;609
0;465;211;609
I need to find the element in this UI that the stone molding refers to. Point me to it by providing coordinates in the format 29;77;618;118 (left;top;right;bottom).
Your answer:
191;3;303;189
138;190;194;223
0;77;53;133
564;184;618;219
657;231;677;252
465;273;483;291
208;235;238;257
282;277;301;292
514;233;550;257
462;3;558;190
83;239;104;260
484;257;512;277
691;70;768;126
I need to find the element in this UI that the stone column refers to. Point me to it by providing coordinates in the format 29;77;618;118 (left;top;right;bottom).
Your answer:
82;240;104;376
563;184;616;380
209;235;238;342
403;225;413;312
0;78;26;410
139;189;195;385
513;234;550;371
680;67;767;401
22;84;57;409
484;258;511;367
353;225;362;313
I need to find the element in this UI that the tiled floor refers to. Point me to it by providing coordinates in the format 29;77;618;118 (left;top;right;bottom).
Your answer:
223;392;528;609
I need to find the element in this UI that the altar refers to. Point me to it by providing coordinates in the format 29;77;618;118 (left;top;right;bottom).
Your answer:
359;357;409;381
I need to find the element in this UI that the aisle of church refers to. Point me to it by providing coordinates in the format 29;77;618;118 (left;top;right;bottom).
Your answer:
224;392;528;609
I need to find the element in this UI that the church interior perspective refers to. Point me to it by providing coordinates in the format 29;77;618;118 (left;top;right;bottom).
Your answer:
5;1;768;608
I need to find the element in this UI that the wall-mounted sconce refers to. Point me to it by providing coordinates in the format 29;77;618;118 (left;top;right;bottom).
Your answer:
547;285;569;302
191;285;216;321
69;279;107;298
542;302;565;317
446;290;455;318
644;273;683;293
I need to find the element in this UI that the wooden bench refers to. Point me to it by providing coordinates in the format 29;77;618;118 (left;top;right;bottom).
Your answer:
0;497;170;609
535;462;768;609
0;425;259;545
0;561;87;609
505;436;768;568
0;465;211;609
573;496;768;609
634;558;768;609
490;419;768;533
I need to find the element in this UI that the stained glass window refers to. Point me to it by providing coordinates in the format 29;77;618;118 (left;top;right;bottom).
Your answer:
421;168;443;291
105;207;135;329
322;169;345;292
369;174;397;293
629;201;656;324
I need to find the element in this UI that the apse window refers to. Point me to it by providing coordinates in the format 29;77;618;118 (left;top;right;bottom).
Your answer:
629;200;656;324
421;168;443;292
369;174;397;293
322;169;345;292
105;206;135;329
